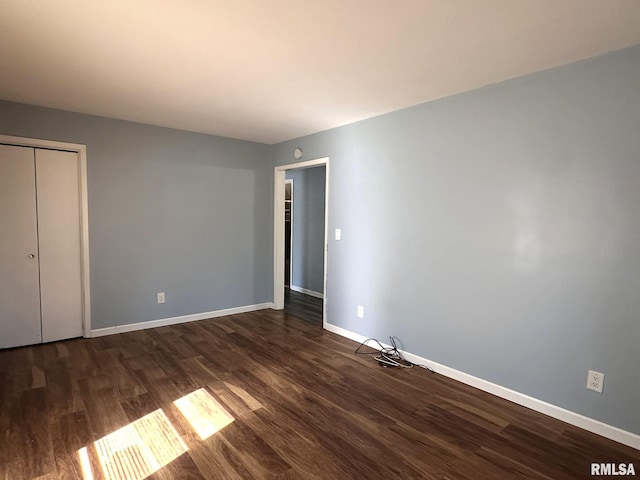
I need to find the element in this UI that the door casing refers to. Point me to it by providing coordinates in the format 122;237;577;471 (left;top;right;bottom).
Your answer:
273;157;329;327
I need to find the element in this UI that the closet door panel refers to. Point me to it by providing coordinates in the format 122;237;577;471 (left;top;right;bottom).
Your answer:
36;149;83;342
0;145;42;348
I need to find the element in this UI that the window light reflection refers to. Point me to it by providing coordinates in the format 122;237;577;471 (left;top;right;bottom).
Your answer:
77;388;235;480
173;388;235;440
94;409;187;480
77;446;94;480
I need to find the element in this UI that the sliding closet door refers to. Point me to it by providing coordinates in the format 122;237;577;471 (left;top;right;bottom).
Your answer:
0;145;42;348
36;149;83;343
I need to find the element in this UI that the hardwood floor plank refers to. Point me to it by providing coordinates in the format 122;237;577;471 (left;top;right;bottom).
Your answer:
247;407;342;480
188;434;252;480
51;410;92;480
119;392;159;422
77;375;130;440
284;289;323;326
474;446;555;479
0;429;8;480
231;369;433;479
44;359;77;418
147;453;205;480
178;356;223;388
129;368;183;408
219;417;293;478
0;371;9;432
65;339;99;379
8;387;55;479
1;310;638;479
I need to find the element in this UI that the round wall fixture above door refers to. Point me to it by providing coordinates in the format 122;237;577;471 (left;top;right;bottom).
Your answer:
293;147;302;160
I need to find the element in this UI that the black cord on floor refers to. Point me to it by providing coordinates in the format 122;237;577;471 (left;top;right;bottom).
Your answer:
355;336;433;371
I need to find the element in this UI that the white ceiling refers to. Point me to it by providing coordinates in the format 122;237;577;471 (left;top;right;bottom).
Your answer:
1;1;640;144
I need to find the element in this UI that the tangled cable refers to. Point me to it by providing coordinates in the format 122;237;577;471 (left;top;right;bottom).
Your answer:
355;336;415;368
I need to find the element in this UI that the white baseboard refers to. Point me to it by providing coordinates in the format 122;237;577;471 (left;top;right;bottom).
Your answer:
90;302;273;338
290;285;324;299
324;322;640;451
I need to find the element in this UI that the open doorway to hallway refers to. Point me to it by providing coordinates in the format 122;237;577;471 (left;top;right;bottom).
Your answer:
274;158;329;327
283;167;325;325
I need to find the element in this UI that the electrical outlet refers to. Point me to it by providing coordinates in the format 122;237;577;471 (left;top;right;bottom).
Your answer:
335;228;341;241
586;370;604;393
157;292;166;304
357;305;364;318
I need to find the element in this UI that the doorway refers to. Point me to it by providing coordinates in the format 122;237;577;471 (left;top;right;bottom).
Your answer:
273;157;329;327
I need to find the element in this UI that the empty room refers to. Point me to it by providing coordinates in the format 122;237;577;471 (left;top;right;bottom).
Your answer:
1;1;640;478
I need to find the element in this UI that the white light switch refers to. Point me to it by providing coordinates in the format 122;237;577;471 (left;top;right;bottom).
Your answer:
335;228;341;240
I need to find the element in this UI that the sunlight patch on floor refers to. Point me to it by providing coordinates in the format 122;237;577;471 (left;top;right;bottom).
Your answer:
94;409;187;480
173;388;235;440
77;447;94;480
77;388;235;479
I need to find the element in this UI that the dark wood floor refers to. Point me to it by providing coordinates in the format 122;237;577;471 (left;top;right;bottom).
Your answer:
283;288;323;326
1;309;638;479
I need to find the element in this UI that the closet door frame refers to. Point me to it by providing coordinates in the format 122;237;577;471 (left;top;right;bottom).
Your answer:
0;134;91;338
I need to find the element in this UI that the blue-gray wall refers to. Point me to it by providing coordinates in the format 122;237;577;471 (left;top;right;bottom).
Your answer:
285;166;326;294
0;101;272;329
272;45;640;435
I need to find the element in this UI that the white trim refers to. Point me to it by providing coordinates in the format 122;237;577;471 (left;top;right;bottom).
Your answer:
274;169;285;308
290;285;324;299
324;322;640;451
90;303;273;337
285;178;293;287
274;158;329;332
0;134;91;338
322;160;329;330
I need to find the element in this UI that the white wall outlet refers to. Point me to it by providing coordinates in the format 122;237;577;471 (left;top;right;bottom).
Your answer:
335;228;341;241
357;305;364;318
586;370;604;393
157;292;166;304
